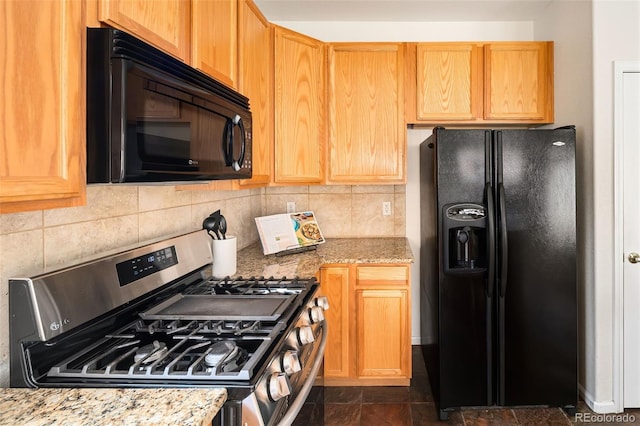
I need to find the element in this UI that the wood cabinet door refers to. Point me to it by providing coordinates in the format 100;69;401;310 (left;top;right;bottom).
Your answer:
415;43;483;121
327;43;405;184
192;0;237;88
99;0;190;62
274;26;325;184
0;0;86;213
484;42;554;122
356;265;411;379
237;0;272;188
356;288;410;378
320;266;351;378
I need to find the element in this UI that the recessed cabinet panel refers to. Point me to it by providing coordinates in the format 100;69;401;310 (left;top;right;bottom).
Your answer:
274;27;325;184
237;0;273;188
357;266;409;282
99;0;190;62
0;0;86;213
416;43;483;121
192;0;237;88
327;44;405;184
484;42;553;122
320;266;351;378
357;289;409;377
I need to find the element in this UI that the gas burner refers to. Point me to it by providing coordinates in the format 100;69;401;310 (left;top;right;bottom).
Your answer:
203;341;248;373
204;341;238;367
134;340;167;364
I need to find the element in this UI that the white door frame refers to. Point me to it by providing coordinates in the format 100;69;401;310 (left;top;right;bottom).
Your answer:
613;60;640;413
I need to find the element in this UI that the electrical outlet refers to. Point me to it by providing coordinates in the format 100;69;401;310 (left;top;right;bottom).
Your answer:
382;201;392;216
287;202;296;213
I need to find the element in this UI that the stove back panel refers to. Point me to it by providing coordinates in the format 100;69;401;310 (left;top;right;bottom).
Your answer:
9;231;212;343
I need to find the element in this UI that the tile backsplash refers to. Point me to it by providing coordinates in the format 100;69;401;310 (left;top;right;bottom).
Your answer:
265;185;406;238
0;183;405;387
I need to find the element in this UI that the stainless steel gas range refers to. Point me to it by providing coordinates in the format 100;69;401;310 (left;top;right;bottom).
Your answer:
9;230;327;426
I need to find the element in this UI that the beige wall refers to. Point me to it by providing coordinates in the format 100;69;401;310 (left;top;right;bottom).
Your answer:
533;0;595;410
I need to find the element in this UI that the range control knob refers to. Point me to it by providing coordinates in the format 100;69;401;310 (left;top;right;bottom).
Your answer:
314;296;330;310
281;350;302;376
308;306;325;323
268;372;291;401
297;325;315;345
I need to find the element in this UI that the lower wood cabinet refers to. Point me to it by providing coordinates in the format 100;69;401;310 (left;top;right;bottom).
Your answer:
319;264;411;386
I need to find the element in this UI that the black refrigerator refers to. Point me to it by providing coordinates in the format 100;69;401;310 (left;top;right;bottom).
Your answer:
419;127;577;420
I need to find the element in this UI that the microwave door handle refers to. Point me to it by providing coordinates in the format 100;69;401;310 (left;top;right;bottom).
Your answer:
223;118;234;166
232;115;246;172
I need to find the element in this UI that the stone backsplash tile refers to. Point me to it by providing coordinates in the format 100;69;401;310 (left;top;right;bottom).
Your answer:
191;200;226;236
265;193;310;215
226;195;262;249
395;192;407;236
309;185;351;194
189;187;237;204
265;186;309;195
352;185;395;194
1;229;45;280
352;193;396;237
261;185;407;237
138;206;193;242
44;186;138;227
0;211;43;234
309;193;351;237
138;186;193;212
44;215;140;269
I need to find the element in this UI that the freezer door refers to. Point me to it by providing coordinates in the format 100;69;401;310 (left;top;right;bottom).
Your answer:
433;129;494;410
495;128;577;408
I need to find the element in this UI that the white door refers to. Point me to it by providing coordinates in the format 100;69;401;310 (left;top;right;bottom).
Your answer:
623;69;640;408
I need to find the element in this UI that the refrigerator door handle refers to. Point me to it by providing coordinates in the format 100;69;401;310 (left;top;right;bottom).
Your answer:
486;182;495;298
498;183;508;297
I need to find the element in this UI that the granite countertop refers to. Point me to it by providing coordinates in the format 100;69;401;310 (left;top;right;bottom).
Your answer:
0;388;226;426
235;237;414;279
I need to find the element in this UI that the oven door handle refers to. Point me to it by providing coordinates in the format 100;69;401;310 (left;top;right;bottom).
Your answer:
277;320;327;426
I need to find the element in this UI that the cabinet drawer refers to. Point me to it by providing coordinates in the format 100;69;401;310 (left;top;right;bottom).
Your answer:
356;266;408;282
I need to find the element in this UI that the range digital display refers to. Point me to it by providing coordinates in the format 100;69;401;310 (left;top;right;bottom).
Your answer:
116;246;178;287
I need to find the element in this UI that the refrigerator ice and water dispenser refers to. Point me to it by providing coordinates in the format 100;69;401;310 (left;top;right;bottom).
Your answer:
443;203;487;275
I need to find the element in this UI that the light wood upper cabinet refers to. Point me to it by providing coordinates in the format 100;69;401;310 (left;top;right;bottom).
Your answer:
415;43;483;121
98;0;190;62
237;0;273;188
274;26;325;184
408;41;554;125
484;42;553;122
0;0;86;214
327;43;406;184
192;0;237;88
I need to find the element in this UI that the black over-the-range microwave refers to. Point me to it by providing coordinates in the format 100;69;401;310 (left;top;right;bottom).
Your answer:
86;28;252;183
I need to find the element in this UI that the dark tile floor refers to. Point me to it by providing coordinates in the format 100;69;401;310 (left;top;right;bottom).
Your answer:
293;346;640;425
